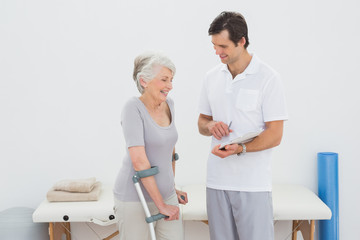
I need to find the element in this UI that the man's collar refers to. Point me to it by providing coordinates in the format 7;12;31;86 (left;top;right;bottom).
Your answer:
221;54;259;76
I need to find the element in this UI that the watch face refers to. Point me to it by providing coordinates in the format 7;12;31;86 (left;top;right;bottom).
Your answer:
174;153;179;161
241;143;246;153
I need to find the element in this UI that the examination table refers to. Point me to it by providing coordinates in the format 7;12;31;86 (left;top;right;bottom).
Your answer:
33;184;331;240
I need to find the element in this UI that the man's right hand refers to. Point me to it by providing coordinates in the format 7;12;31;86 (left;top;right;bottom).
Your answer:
208;121;232;140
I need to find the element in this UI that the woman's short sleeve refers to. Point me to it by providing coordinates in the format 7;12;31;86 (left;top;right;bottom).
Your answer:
121;99;145;147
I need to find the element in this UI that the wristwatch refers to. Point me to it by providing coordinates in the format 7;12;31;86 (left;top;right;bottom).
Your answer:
237;143;246;156
173;153;179;161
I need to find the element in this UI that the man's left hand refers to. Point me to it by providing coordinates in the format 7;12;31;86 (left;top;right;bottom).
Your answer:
212;144;239;158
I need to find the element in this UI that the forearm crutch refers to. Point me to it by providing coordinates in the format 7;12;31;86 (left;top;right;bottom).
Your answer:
132;166;166;240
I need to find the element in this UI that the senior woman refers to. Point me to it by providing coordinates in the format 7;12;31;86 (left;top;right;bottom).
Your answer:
113;52;188;240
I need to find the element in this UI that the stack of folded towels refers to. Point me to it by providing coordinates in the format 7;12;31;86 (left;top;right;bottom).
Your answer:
47;177;102;202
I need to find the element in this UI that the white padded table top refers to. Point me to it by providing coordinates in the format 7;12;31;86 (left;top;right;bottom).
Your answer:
32;183;332;225
181;184;332;221
272;184;331;220
32;185;117;226
181;184;208;221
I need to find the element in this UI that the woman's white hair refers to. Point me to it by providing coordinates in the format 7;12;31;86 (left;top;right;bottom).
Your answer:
133;52;176;94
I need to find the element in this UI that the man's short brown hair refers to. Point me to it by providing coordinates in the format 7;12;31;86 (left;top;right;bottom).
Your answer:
208;11;250;49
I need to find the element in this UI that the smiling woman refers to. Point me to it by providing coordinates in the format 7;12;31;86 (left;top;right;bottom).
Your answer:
113;52;188;240
133;52;176;94
140;66;174;117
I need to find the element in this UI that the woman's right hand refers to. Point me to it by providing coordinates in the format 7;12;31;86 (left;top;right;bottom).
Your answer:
158;204;179;221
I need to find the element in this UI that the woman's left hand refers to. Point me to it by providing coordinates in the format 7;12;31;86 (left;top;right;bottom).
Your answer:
175;189;188;205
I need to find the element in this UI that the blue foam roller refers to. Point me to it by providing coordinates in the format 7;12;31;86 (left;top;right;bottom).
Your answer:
318;152;339;240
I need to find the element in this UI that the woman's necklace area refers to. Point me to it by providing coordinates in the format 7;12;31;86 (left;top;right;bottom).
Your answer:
139;96;163;114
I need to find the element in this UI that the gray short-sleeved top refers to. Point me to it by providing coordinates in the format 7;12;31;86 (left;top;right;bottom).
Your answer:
113;97;178;202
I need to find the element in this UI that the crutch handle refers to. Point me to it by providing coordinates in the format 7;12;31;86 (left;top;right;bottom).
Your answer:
146;213;167;223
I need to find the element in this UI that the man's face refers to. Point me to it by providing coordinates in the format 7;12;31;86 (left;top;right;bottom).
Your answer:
211;30;243;65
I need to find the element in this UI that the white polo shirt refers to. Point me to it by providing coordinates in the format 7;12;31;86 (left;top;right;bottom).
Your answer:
198;54;288;192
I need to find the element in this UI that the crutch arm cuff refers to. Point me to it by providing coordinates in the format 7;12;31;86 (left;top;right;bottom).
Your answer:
132;166;159;183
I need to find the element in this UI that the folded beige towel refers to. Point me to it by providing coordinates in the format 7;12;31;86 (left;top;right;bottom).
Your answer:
47;182;102;202
53;177;96;193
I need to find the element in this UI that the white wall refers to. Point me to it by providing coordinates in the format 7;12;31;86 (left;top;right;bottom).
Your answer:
1;0;360;239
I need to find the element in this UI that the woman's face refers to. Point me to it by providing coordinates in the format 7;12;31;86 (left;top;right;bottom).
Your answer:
143;66;173;102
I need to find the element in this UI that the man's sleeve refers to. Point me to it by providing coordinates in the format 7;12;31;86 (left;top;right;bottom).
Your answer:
262;74;288;122
198;76;212;116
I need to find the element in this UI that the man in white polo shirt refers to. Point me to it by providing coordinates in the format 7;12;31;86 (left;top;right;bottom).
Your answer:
198;11;288;240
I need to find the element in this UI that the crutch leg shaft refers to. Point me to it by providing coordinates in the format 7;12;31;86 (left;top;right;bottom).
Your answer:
133;166;166;240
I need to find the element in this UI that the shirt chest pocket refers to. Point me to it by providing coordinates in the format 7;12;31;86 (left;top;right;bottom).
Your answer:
236;89;259;111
